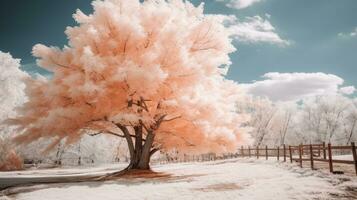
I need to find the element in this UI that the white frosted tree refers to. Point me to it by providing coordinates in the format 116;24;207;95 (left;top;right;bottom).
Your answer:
238;96;276;146
242;94;357;147
0;51;28;170
299;95;351;144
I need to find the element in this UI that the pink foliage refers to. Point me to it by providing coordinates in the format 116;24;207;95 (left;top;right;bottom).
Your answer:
0;138;23;171
0;151;23;171
10;0;252;155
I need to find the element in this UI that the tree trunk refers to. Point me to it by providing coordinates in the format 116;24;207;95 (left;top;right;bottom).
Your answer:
138;131;155;169
78;140;81;166
133;126;143;168
347;119;357;145
117;124;136;168
117;124;157;171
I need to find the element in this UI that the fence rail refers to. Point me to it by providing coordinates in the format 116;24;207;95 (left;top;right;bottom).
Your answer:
237;142;357;176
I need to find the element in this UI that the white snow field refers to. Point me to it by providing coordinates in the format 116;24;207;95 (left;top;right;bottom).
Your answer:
1;158;357;200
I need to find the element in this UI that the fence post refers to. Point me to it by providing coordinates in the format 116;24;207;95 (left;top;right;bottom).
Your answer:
323;142;326;160
277;146;280;161
248;146;251;158
289;146;292;163
351;142;357;176
301;144;304;156
309;144;314;170
299;144;303;168
283;144;286;162
241;146;244;157
265;146;268;160
328;143;333;173
257;146;259;159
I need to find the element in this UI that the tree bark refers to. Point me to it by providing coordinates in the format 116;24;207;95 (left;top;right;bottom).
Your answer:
117;124;135;168
133;126;143;168
116;124;157;170
138;131;155;169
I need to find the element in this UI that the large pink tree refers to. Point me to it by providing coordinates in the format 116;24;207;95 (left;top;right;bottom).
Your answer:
9;0;251;170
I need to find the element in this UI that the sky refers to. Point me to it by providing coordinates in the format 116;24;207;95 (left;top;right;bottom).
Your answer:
0;0;356;101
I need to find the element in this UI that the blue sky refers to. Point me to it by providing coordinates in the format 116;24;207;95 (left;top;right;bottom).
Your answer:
1;0;356;101
200;0;357;86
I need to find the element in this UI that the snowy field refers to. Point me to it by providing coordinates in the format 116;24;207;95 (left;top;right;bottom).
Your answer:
333;154;354;161
1;158;357;200
0;163;128;178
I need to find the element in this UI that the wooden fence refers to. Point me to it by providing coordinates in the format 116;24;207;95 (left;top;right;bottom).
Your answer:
237;142;357;176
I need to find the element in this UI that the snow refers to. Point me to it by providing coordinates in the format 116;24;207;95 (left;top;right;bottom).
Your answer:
0;163;128;190
0;163;127;178
333;154;353;161
2;158;357;200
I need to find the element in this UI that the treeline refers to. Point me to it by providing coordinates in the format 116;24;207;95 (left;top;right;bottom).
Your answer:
238;94;357;147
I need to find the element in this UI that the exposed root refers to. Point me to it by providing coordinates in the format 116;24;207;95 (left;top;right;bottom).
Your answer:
97;164;170;181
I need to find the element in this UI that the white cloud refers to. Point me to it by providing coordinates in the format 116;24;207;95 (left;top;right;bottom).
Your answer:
224;15;290;46
339;86;356;95
217;0;263;9
241;72;354;102
338;27;357;38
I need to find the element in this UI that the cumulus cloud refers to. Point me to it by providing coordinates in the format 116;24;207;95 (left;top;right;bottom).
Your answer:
223;15;290;46
217;0;263;9
338;27;357;38
241;72;355;102
339;86;356;95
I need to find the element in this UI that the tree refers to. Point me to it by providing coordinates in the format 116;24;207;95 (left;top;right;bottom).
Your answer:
299;95;351;143
242;94;357;146
8;0;251;171
0;138;23;171
239;96;276;146
0;51;28;170
343;111;357;145
342;100;357;145
268;102;295;146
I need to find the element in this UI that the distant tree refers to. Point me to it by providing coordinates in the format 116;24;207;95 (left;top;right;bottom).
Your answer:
269;103;295;146
341;99;357;145
0;138;23;171
240;96;276;146
243;94;357;146
8;0;251;171
299;95;351;143
0;51;28;170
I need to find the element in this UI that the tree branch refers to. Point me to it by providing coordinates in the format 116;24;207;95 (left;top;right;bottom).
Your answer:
90;131;145;141
152;114;167;130
87;130;125;138
162;115;181;122
139;120;150;133
150;148;160;156
50;57;70;69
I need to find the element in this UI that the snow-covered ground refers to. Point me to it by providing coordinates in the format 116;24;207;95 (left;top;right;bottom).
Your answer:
0;163;127;178
1;158;357;200
0;163;129;190
333;154;353;161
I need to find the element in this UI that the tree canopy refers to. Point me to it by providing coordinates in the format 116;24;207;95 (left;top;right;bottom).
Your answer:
8;0;251;169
